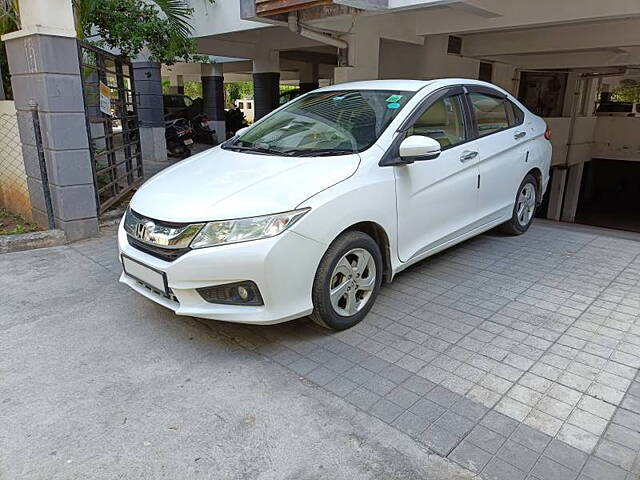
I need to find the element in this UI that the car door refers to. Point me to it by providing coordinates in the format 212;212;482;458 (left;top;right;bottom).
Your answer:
394;88;480;262
465;87;530;223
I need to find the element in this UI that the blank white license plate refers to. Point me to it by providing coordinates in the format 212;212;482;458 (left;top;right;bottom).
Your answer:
122;255;167;294
184;138;194;145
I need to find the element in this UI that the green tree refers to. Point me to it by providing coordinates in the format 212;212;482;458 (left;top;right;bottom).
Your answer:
0;0;18;97
184;81;202;99
224;82;252;108
611;79;640;103
0;0;212;96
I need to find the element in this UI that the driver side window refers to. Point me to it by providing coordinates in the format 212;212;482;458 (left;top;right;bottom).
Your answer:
406;95;466;149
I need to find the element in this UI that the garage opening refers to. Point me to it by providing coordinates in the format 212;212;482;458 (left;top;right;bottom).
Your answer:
574;159;640;232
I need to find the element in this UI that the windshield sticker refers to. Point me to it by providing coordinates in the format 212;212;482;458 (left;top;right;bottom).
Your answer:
333;96;346;101
387;102;401;109
386;94;404;103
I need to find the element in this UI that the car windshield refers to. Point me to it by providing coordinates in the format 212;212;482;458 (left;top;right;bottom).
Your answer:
223;89;415;156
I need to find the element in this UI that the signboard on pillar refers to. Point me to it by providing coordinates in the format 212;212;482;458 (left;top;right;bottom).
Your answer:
99;81;111;115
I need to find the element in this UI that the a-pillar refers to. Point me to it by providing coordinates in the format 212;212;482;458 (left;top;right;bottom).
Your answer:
299;63;319;94
253;50;280;120
133;60;167;162
2;0;98;239
334;31;379;84
201;63;226;143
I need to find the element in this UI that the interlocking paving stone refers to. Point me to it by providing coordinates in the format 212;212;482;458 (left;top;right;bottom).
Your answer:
480;410;520;437
482;457;527;480
450;440;492;473
594;440;636;471
511;424;552;453
497;439;539;472
392;410;432;438
174;224;640;479
581;456;628;480
531;456;578;480
420;424;460;456
433;411;475;438
466;424;507;454
543;439;588;472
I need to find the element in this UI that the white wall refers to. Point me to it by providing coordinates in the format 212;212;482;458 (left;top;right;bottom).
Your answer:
186;0;265;39
592;117;640;162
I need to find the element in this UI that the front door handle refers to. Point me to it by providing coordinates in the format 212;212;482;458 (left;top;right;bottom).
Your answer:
514;130;527;139
460;151;478;163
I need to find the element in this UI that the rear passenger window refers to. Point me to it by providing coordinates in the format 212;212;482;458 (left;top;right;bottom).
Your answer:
469;93;509;136
406;95;466;149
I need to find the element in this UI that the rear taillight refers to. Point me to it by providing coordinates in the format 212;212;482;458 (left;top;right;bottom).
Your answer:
544;126;552;141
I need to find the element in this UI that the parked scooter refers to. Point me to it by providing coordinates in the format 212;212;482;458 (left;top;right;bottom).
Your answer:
165;118;194;158
190;113;218;145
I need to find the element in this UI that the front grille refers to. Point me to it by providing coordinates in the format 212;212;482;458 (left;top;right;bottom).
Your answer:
127;235;191;262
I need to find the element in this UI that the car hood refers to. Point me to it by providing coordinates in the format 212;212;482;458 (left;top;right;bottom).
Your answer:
130;146;360;223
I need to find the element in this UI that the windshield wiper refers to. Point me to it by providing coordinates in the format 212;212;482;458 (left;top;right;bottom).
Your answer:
287;148;356;157
222;144;293;156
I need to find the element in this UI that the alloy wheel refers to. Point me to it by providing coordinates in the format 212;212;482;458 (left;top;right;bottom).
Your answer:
329;248;376;317
516;183;536;227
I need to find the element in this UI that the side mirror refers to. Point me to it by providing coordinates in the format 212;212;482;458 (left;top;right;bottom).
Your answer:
398;135;441;163
235;126;250;137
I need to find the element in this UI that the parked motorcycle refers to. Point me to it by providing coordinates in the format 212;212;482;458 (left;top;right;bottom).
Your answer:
165;118;194;158
190;112;218;145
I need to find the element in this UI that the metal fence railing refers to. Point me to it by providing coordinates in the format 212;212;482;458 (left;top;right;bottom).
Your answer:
0;106;32;221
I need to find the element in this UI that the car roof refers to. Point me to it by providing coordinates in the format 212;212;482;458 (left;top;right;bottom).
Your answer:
315;78;510;94
317;80;433;92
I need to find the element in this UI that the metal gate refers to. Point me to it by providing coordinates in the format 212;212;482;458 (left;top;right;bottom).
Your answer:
78;41;143;215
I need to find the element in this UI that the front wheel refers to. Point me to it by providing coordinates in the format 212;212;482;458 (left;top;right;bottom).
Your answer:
500;174;538;235
310;231;383;330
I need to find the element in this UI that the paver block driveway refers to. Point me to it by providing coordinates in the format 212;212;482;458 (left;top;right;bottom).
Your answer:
3;220;640;479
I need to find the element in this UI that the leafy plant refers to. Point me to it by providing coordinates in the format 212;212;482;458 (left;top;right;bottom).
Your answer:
0;208;39;235
79;0;201;64
224;82;253;108
0;0;213;73
0;0;18;97
611;79;640;103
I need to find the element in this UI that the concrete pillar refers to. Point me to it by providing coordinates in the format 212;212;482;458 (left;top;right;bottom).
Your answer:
334;32;379;84
169;74;184;95
253;50;280;120
422;35;450;79
547;167;567;221
2;0;99;239
201;63;226;143
0;62;5;100
493;63;517;95
299;63;319;94
560;162;584;223
133;61;167;162
562;73;580;117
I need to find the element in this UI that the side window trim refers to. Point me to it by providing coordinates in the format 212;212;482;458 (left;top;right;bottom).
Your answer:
464;85;521;139
380;85;473;166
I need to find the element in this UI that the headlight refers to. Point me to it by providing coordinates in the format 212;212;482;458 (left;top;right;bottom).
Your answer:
190;208;309;249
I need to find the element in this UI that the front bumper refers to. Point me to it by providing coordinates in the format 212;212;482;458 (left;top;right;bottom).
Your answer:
117;221;326;324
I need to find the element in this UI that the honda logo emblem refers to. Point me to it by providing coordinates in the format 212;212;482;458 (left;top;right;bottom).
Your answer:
136;219;155;241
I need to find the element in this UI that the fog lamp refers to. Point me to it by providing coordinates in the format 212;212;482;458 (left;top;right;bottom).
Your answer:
197;281;263;306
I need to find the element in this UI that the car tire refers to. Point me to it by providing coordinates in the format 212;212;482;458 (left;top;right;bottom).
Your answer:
500;173;538;235
310;231;383;331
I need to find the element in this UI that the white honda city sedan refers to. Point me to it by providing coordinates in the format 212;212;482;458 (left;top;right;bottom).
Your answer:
119;79;551;330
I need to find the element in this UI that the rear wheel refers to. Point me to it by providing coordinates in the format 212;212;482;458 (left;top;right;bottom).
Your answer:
310;231;383;330
500;174;538;235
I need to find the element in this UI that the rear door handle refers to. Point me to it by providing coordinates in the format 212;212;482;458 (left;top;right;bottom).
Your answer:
460;151;478;163
514;130;527;139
